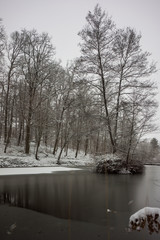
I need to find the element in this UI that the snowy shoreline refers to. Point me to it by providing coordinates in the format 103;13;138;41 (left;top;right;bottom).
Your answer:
1;145;159;175
0;146;95;169
0;155;95;169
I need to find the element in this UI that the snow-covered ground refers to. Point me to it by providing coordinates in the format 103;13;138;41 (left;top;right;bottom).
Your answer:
0;144;95;169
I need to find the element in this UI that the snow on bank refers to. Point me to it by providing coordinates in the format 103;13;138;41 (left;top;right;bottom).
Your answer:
0;166;82;176
129;207;160;234
0;145;95;168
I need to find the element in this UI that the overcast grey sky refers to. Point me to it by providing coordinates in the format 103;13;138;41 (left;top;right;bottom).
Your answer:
1;0;160;139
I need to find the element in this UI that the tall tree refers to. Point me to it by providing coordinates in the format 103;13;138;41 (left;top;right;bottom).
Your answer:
111;28;156;151
78;4;116;152
19;29;55;154
0;19;6;139
4;31;23;143
78;5;157;158
0;19;5;66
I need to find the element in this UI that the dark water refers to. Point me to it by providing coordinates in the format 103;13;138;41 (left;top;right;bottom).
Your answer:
0;165;160;239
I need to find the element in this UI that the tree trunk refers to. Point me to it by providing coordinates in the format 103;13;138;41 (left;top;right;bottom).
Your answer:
75;139;80;158
4;105;8;143
4;65;14;143
25;105;32;154
53;108;65;155
25;123;31;154
113;68;124;150
53;136;59;155
57;141;66;165
84;138;89;156
35;138;41;160
4;99;14;153
126;112;135;165
126;141;132;166
65;144;69;157
97;44;116;153
25;93;33;154
95;132;100;154
17;122;22;146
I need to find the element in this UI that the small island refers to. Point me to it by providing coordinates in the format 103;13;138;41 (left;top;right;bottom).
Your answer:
95;154;144;174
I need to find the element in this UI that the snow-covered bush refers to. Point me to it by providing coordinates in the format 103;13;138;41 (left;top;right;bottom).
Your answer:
96;154;144;174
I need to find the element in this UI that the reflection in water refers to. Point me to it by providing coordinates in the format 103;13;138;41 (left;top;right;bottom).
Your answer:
0;166;160;239
0;171;111;224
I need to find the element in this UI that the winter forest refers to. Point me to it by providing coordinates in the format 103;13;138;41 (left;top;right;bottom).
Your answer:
0;5;158;163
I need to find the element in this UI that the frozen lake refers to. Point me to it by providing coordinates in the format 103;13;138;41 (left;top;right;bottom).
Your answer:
0;165;160;239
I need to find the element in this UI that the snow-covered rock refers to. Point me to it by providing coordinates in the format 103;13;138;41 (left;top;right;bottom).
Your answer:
129;207;160;234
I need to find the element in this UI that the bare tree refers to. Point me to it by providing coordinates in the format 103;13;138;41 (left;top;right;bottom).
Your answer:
18;29;55;154
33;62;62;159
78;5;157;157
4;94;15;153
3;31;23;143
118;83;157;163
78;5;117;153
0;19;5;66
111;28;156;151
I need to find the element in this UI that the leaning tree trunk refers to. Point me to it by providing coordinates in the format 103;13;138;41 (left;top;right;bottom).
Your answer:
57;141;67;165
35;138;41;160
97;44;116;153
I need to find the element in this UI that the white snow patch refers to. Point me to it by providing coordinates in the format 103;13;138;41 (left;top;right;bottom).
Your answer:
119;168;131;174
0;167;82;176
94;153;121;163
